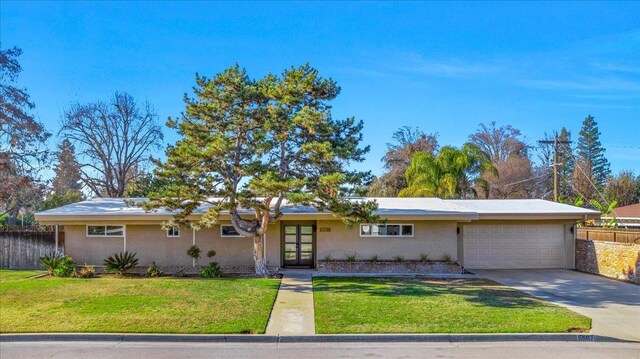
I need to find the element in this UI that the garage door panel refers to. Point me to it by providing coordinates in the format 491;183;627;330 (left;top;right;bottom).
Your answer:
463;224;565;269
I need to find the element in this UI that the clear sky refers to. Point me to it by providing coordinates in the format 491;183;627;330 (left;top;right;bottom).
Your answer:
2;1;639;177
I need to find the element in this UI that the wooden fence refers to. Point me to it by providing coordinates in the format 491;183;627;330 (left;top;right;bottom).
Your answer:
576;227;640;244
0;227;64;269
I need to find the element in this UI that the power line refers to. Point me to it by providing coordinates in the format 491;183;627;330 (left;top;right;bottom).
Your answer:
556;141;629;226
538;135;572;202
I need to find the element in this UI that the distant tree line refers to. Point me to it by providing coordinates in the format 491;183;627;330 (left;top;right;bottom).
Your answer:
368;119;638;209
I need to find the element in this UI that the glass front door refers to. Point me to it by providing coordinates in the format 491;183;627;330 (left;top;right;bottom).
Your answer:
282;223;315;268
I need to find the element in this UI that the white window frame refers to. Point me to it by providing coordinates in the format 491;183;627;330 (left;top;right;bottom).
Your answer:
86;224;126;237
359;223;414;238
220;224;243;238
166;226;180;238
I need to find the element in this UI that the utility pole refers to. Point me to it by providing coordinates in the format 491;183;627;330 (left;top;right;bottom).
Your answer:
538;134;572;202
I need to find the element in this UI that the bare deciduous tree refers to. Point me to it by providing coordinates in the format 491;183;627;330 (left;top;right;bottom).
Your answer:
368;126;438;197
469;122;537;198
469;122;528;163
60;92;163;197
476;156;534;199
605;171;638;207
1;45;50;216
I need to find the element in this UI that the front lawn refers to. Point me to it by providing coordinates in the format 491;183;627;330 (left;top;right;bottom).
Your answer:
0;270;280;334
313;277;591;334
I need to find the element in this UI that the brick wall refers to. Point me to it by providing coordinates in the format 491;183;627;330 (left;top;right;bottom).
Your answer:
317;260;462;274
575;239;639;285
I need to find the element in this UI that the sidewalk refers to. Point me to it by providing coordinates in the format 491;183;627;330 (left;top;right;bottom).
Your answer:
265;270;315;335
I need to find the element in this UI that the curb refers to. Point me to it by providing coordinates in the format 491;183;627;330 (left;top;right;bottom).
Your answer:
0;333;632;343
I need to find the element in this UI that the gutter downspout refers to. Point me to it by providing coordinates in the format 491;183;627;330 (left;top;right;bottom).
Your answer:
123;225;127;252
263;233;267;269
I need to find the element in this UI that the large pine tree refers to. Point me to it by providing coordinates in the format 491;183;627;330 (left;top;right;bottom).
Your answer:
576;115;610;189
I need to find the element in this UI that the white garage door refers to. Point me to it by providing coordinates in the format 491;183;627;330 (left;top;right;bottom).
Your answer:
463;224;565;269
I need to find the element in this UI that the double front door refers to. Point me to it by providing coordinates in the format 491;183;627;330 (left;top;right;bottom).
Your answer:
282;222;315;268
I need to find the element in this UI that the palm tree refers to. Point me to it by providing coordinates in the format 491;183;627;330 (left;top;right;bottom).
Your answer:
399;143;496;198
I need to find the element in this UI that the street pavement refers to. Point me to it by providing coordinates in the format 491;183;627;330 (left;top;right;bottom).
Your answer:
1;340;638;358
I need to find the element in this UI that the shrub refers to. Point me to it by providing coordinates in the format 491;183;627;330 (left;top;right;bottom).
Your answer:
104;251;139;275
207;250;217;258
187;245;201;260
419;253;429;262
147;262;163;277
40;252;75;277
74;264;95;278
40;252;64;274
200;262;223;278
393;255;404;262
173;267;187;277
370;255;378;262
323;254;332;262
346;254;357;262
443;254;454;264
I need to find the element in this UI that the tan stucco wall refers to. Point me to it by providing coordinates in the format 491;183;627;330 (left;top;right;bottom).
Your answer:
459;219;577;269
316;220;458;262
62;219;579;270
64;223;281;269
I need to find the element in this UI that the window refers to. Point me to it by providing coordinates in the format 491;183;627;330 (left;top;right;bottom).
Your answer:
87;225;124;237
360;224;413;237
221;225;242;237
167;226;180;237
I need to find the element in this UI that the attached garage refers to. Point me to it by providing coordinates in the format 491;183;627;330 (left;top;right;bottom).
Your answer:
462;223;566;269
447;199;600;270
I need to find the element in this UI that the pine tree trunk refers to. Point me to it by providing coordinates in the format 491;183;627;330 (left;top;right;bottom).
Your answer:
253;234;269;276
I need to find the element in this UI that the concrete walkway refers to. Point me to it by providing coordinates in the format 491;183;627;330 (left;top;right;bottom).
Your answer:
265;270;315;335
476;269;640;342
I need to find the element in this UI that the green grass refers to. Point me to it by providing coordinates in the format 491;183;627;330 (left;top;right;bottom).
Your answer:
313;277;591;334
0;270;280;334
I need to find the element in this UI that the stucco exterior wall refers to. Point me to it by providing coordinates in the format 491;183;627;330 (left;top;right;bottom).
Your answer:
315;220;458;262
64;223;281;272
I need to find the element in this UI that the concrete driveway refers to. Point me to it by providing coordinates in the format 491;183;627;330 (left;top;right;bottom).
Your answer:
475;269;640;342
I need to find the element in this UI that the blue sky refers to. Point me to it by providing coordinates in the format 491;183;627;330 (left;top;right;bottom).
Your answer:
2;1;639;177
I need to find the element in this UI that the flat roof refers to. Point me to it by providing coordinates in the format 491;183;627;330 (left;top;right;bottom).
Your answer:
34;197;600;223
448;199;600;216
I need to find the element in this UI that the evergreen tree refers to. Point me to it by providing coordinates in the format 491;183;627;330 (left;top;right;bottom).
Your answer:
576;115;610;188
52;139;83;194
145;64;377;275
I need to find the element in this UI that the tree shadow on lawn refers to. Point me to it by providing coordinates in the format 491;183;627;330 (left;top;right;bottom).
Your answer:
313;277;558;309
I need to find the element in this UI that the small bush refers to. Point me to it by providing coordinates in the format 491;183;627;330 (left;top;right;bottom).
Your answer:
323;254;332;262
393;255;404;262
370;255;378;262
74;264;95;278
173;267;187;277
207;250;217;258
147;262;163;277
187;245;201;260
346;254;357;262
200;262;223;278
419;253;429;262
443;254;454;264
40;252;75;277
104;251;139;275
